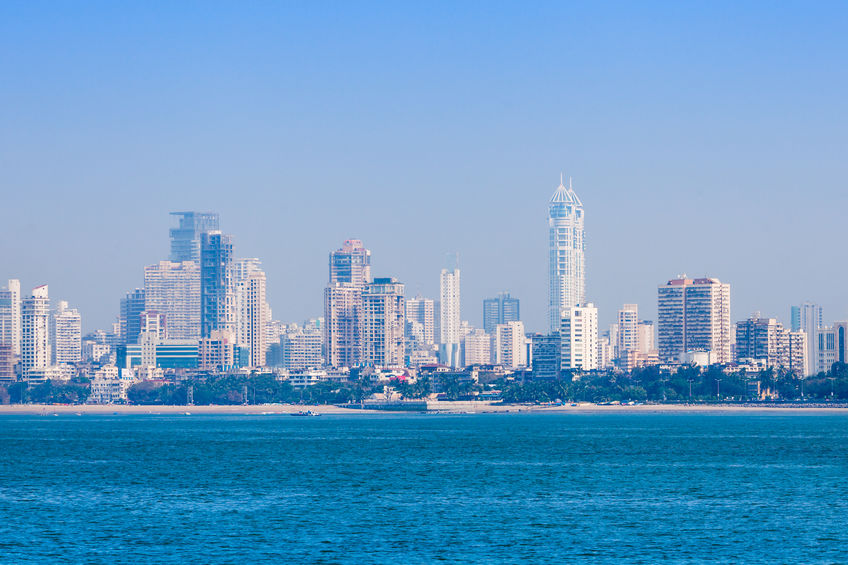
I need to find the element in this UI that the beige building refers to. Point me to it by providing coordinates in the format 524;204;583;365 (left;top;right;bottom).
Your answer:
658;277;731;365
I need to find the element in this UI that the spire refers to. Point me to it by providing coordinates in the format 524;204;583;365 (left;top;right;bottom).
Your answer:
560;172;564;186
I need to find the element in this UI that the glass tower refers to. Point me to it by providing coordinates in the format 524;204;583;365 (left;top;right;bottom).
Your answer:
170;212;220;263
201;231;234;338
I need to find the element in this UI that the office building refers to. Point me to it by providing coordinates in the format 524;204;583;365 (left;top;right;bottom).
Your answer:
119;288;146;345
280;327;323;370
200;231;234;338
560;303;598;372
362;278;405;367
483;292;520;334
657;277;731;364
21;285;50;378
531;333;561;379
548;176;585;331
169;212;220;263
816;327;836;373
51;301;81;365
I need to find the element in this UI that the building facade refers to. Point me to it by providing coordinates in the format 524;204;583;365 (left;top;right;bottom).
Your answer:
200;231;234;338
791;302;822;376
406;297;435;345
21;285;50;378
144;261;201;340
493;321;527;369
362;278;406;367
548;177;585;332
0;279;21;356
439;259;461;366
169;211;220;263
560;304;598;372
657;277;731;364
51;300;81;365
119;288;146;345
483;292;520;334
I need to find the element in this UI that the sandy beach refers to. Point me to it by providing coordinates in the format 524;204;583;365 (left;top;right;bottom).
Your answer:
1;402;847;415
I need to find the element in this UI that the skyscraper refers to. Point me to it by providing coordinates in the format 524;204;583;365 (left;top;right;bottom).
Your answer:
362;278;406;367
324;239;372;369
144;261;201;340
560;303;598;371
617;304;639;358
791;302;823;376
330;239;371;286
0;279;21;356
735;314;807;376
483;292;520;334
406;297;435;345
51;300;81;365
548;176;585;332
21;285;50;378
200;231;234;338
657;277;731;364
493;321;527;368
119;288;146;345
232;259;268;368
169;212;220;263
439;254;461;366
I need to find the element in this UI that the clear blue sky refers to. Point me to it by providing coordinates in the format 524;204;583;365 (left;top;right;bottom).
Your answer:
1;1;846;333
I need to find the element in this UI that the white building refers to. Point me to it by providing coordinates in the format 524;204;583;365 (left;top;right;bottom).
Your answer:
493;321;527;368
560;304;598;371
816;326;836;374
21;285;50;378
0;279;21;356
637;321;655;354
280;327;324;370
406;296;435;345
144;261;201;340
548;176;585;332
362;278;405;367
791;302;822;376
657;277;731;365
89;365;137;404
617;304;638;358
439;259;461;367
462;329;492;366
232;259;268;368
51;301;81;365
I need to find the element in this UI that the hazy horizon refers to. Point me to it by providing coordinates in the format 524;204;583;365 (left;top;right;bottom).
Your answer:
2;2;846;333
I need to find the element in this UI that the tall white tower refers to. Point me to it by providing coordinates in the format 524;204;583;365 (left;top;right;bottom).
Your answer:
439;253;461;367
548;176;585;332
21;285;50;378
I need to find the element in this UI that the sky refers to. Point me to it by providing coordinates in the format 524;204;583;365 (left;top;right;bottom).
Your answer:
1;1;846;334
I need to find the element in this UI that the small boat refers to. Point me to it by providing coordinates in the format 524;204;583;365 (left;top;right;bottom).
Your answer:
291;410;321;417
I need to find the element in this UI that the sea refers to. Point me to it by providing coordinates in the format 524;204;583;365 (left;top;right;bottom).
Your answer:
1;412;847;564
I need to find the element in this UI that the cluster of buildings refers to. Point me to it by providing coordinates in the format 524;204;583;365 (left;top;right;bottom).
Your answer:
0;179;845;403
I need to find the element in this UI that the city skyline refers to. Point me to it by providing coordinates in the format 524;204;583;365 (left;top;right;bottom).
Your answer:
2;3;846;335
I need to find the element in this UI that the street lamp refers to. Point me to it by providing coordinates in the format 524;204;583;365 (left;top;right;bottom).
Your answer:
716;378;722;402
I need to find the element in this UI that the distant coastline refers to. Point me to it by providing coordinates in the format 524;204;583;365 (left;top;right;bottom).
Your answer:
2;402;848;416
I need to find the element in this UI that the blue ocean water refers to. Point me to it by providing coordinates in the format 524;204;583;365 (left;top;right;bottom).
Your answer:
1;412;847;564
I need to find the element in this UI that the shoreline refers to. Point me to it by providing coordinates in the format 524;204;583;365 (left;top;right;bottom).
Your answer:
1;402;848;415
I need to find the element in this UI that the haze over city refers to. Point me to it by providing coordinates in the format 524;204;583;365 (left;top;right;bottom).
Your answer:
2;2;846;333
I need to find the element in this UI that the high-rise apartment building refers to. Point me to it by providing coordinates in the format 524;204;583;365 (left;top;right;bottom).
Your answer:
324;283;362;368
816;327;836;374
439;255;461;366
232;259;268;368
548;177;585;331
362;278;405;367
735;314;807;376
657;277;731;364
637;321;655;354
0;279;21;356
119;288;146;345
144;261;201;340
21;285;50;378
462;329;492;366
51;301;81;365
531;333;561;378
324;240;372;369
791;302;822;376
617;304;639;358
493;321;527;368
560;303;598;371
406;297;435;345
280;327;323;370
200;231;234;339
330;239;372;286
483;292;520;334
169;212;220;263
